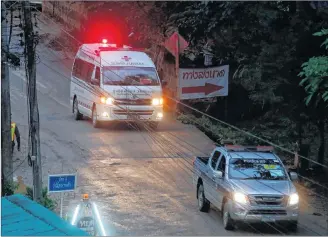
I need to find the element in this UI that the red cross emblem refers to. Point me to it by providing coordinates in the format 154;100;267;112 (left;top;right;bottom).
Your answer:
122;56;131;61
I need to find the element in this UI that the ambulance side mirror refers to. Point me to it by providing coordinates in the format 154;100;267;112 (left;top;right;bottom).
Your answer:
91;79;100;86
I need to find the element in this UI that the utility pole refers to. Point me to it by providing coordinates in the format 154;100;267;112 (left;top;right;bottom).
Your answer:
22;1;42;202
174;31;180;115
1;2;13;185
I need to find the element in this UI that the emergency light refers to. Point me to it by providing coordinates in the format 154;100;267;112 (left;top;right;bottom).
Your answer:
224;145;274;152
102;39;108;44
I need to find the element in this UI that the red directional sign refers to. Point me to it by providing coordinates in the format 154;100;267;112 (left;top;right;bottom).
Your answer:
164;32;189;57
182;83;224;95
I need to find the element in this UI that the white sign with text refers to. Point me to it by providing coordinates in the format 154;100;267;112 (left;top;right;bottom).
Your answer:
179;65;229;100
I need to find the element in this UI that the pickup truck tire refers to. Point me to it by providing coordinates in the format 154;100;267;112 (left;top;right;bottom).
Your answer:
223;202;235;230
197;184;210;212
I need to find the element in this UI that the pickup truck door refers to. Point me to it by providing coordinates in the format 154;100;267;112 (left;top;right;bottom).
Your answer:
214;154;228;210
204;150;222;207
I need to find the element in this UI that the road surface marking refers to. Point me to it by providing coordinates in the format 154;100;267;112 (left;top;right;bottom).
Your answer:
10;89;27;107
10;89;27;99
11;70;47;89
10;69;70;109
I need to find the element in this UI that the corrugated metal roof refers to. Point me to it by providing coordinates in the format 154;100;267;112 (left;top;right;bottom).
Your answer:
1;194;89;236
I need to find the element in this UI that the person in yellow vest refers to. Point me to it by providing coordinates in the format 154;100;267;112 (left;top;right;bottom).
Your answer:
11;122;20;153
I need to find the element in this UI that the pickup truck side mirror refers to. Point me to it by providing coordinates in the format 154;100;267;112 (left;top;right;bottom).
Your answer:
213;171;223;179
289;171;299;182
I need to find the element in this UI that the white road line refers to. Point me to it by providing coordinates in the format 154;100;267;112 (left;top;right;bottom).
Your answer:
10;89;27;99
10;69;70;109
11;70;47;89
10;89;27;106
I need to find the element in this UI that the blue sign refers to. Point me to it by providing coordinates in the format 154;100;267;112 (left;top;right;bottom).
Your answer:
48;174;77;193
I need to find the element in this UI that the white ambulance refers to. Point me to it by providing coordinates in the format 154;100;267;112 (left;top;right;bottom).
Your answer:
70;40;164;129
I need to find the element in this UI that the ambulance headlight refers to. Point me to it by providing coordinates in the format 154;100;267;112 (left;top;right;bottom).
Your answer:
100;97;114;105
152;98;163;106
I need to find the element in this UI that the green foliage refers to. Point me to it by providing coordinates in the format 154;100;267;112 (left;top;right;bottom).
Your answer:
177;113;296;153
26;186;57;211
1;181;18;197
299;29;328;106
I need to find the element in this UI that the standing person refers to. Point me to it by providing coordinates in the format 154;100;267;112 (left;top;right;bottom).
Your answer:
11;121;20;153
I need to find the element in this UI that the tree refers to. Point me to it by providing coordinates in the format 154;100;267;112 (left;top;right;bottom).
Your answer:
299;29;328;106
299;28;328;165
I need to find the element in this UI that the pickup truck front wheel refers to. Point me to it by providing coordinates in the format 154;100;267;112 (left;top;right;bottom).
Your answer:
223;201;235;230
198;184;210;212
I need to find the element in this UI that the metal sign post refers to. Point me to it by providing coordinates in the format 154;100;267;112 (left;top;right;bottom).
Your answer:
48;173;77;218
164;31;189;113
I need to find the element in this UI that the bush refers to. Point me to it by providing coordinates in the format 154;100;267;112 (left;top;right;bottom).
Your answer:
177;113;294;160
1;181;18;197
26;187;57;211
177;114;249;144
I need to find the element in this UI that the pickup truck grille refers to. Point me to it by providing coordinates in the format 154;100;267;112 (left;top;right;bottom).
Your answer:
248;209;287;215
248;195;288;207
114;99;152;106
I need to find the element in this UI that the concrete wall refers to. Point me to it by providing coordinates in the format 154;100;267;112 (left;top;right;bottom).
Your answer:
42;1;87;31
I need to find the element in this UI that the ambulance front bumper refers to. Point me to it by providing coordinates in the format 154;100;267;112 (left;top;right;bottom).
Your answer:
95;104;163;122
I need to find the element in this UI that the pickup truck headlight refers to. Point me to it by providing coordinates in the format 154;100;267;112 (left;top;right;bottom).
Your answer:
152;98;163;106
288;193;299;205
233;192;248;204
100;97;114;105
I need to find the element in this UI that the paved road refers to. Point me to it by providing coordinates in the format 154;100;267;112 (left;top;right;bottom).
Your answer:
8;14;328;236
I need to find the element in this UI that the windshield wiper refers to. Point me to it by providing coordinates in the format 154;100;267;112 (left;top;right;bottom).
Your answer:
241;176;261;180
268;176;285;180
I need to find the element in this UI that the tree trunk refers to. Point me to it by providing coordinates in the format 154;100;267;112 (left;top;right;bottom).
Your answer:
1;2;13;184
317;120;325;165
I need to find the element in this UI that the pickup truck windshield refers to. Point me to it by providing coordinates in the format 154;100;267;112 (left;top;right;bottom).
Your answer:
102;66;160;86
229;158;287;180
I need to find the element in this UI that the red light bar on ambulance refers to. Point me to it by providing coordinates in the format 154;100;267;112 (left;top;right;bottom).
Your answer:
95;47;146;56
98;47;145;51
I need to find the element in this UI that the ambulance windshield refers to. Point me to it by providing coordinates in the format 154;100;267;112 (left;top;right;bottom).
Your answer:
102;66;160;86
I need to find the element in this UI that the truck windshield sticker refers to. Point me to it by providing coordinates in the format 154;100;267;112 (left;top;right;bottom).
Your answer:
270;170;284;176
263;164;277;169
229;158;287;180
240;159;277;164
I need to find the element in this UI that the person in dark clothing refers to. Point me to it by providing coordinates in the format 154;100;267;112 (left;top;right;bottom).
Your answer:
11;122;20;153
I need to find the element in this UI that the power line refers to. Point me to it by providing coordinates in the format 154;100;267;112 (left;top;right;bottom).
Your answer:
34;21;328;210
27;6;328;233
34;19;328;209
33;6;328;171
35;46;327;234
34;50;283;233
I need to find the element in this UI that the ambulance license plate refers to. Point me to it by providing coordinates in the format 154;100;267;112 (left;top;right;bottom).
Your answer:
127;114;140;120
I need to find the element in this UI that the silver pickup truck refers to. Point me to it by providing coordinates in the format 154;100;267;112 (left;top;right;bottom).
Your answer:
193;144;300;231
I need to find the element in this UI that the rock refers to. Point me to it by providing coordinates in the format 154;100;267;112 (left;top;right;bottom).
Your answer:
14;176;27;194
303;181;312;188
313;212;323;216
